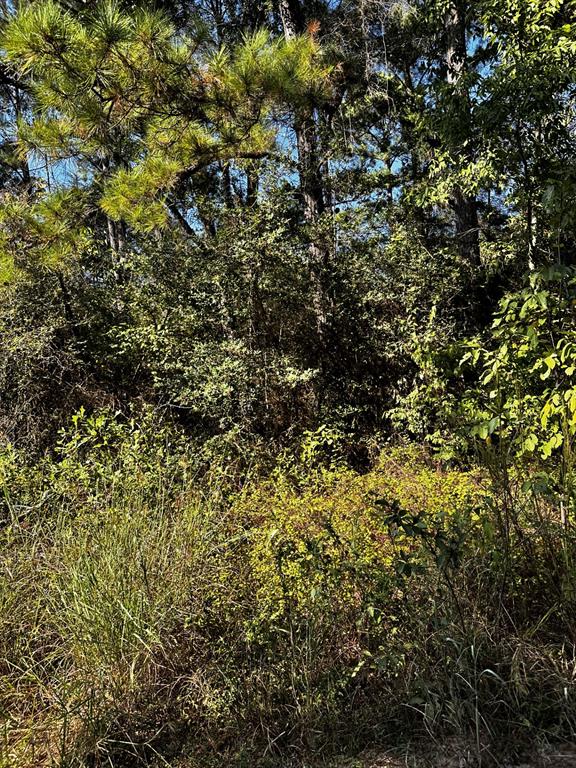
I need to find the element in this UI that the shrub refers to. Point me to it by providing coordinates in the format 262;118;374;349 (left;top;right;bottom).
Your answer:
0;415;575;766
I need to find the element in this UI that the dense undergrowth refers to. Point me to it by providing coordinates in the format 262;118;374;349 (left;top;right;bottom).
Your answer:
0;412;575;767
0;0;576;766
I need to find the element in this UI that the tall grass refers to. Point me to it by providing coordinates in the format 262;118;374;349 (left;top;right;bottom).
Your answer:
0;415;575;766
0;476;219;765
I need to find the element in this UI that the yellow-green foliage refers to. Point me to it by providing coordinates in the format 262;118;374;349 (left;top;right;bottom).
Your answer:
0;429;485;767
6;423;574;768
230;448;482;645
0;189;92;277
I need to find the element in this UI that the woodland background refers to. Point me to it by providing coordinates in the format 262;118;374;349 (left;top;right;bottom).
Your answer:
1;1;576;766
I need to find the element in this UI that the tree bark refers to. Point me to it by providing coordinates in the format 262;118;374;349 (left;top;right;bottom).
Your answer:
278;0;330;346
246;165;259;208
445;1;481;268
278;0;305;39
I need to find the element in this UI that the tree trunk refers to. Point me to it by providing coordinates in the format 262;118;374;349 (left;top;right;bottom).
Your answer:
246;165;259;208
278;0;330;347
445;1;481;268
278;0;305;39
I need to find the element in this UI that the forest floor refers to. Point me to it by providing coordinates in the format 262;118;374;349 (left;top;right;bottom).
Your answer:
174;743;576;768
324;744;576;768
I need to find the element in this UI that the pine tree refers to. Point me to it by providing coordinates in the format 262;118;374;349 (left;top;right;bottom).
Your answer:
2;0;331;240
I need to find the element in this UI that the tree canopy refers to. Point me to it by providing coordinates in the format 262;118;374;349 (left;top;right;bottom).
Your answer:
0;0;575;458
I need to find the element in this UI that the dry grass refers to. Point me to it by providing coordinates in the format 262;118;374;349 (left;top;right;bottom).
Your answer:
0;434;575;767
